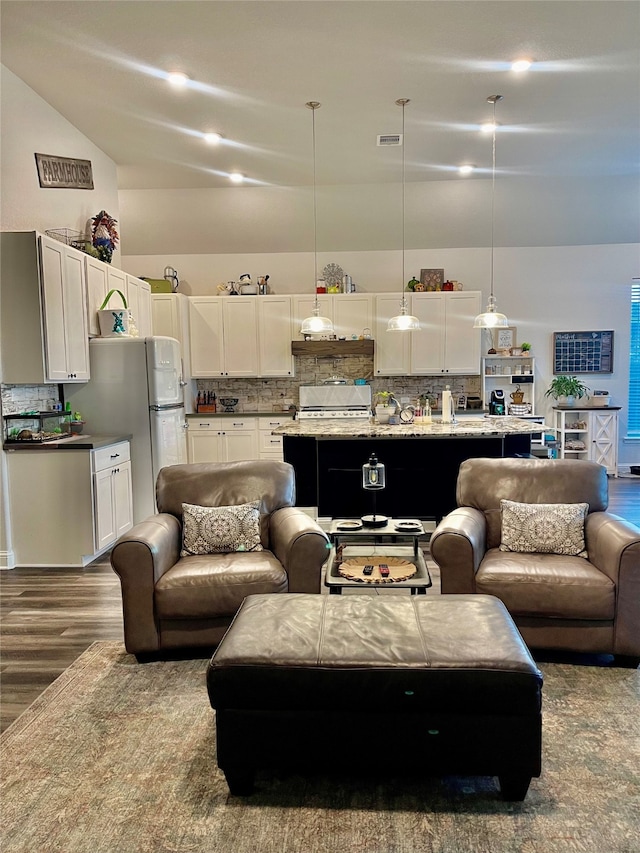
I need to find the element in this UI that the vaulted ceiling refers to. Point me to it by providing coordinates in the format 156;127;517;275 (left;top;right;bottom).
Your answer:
1;1;638;191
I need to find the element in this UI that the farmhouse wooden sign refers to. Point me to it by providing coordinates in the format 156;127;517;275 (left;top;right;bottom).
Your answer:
34;153;94;189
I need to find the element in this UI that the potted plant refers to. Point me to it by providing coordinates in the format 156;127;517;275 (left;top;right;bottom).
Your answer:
520;342;532;356
374;391;397;424
544;376;590;407
62;411;85;435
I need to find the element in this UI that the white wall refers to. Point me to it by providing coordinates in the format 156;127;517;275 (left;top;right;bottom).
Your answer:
118;176;638;257
0;65;120;258
0;65;121;567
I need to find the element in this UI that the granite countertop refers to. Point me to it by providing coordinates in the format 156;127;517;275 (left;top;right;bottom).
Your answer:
273;417;548;438
187;411;295;419
3;434;132;451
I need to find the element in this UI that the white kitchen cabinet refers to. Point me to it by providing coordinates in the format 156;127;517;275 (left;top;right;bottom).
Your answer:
0;232;90;383
93;441;133;552
85;259;141;337
258;415;290;460
257;296;294;376
373;294;411;375
411;292;481;375
292;295;332;339
126;274;152;337
189;297;259;377
187;417;259;463
85;254;109;336
554;408;619;476
5;439;132;567
292;294;372;341
332;295;374;339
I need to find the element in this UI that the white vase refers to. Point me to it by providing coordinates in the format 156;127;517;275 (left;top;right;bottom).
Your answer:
564;395;576;407
375;405;391;424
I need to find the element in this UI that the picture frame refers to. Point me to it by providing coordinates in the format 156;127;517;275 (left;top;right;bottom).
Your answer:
491;326;517;351
419;268;445;291
456;394;467;410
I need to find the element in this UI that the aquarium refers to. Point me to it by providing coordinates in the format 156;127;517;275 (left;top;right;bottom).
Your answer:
3;411;67;443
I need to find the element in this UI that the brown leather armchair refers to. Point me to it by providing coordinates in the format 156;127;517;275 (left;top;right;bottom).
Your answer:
430;458;640;663
110;460;330;658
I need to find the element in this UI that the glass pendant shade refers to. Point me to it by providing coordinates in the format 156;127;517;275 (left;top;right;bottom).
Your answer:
387;297;420;331
300;305;334;335
473;295;509;328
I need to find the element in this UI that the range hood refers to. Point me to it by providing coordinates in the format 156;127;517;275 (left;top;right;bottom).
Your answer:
291;340;374;357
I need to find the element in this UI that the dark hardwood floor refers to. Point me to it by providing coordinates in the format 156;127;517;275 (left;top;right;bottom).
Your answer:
1;476;638;732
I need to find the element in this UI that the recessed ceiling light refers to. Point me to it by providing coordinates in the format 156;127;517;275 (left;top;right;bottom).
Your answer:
229;172;244;183
511;59;533;72
204;132;222;145
459;164;474;175
167;71;189;87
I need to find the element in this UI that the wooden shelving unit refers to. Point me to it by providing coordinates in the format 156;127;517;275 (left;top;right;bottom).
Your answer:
291;340;374;358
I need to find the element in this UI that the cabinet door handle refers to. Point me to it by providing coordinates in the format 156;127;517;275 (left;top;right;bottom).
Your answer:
110;453;120;459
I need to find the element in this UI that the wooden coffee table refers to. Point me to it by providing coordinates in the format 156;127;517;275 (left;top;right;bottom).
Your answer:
325;518;433;595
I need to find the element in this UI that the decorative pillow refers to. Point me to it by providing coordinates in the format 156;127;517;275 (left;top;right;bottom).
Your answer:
499;500;589;557
181;501;263;556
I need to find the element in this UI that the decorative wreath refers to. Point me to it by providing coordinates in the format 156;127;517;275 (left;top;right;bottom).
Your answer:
90;210;119;264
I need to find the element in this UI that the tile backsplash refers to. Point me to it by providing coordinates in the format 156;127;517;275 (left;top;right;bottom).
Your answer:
195;356;481;412
1;359;482;423
1;384;61;416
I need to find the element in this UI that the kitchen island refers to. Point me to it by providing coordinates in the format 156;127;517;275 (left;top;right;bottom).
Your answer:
274;417;547;520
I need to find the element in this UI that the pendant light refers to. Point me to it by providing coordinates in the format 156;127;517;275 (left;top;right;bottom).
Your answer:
387;98;420;332
473;95;509;329
300;101;334;336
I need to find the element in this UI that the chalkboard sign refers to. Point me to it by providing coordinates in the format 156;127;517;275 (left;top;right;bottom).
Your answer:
553;330;614;374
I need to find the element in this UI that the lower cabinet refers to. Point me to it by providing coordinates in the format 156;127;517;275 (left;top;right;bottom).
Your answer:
93;442;134;551
187;415;288;464
258;415;289;460
187;417;258;463
5;439;133;567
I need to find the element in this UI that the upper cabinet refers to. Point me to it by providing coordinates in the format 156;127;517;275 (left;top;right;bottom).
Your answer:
126;274;152;338
190;295;293;378
292;294;373;340
86;259;151;339
374;291;481;376
411;292;481;375
257;296;294;377
0;232;90;383
189;296;259;377
373;294;411;375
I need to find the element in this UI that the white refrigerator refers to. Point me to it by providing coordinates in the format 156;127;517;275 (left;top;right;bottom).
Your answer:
65;336;188;523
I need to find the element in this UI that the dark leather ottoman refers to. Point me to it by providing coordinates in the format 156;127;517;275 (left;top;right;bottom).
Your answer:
206;593;543;800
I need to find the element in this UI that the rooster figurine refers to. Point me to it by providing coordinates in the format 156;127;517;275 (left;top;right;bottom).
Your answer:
90;210;119;264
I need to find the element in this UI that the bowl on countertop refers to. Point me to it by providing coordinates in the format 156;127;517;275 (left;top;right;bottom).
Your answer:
219;397;239;412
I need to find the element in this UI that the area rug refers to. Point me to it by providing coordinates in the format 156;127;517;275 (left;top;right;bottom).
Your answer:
1;642;639;853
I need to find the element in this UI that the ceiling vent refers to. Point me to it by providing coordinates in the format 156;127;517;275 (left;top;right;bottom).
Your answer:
377;134;403;146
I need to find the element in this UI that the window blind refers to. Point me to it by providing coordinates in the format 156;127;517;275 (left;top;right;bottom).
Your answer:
629;282;640;437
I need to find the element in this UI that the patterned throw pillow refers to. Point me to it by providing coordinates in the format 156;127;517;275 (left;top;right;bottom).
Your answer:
499;500;589;557
181;501;263;556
